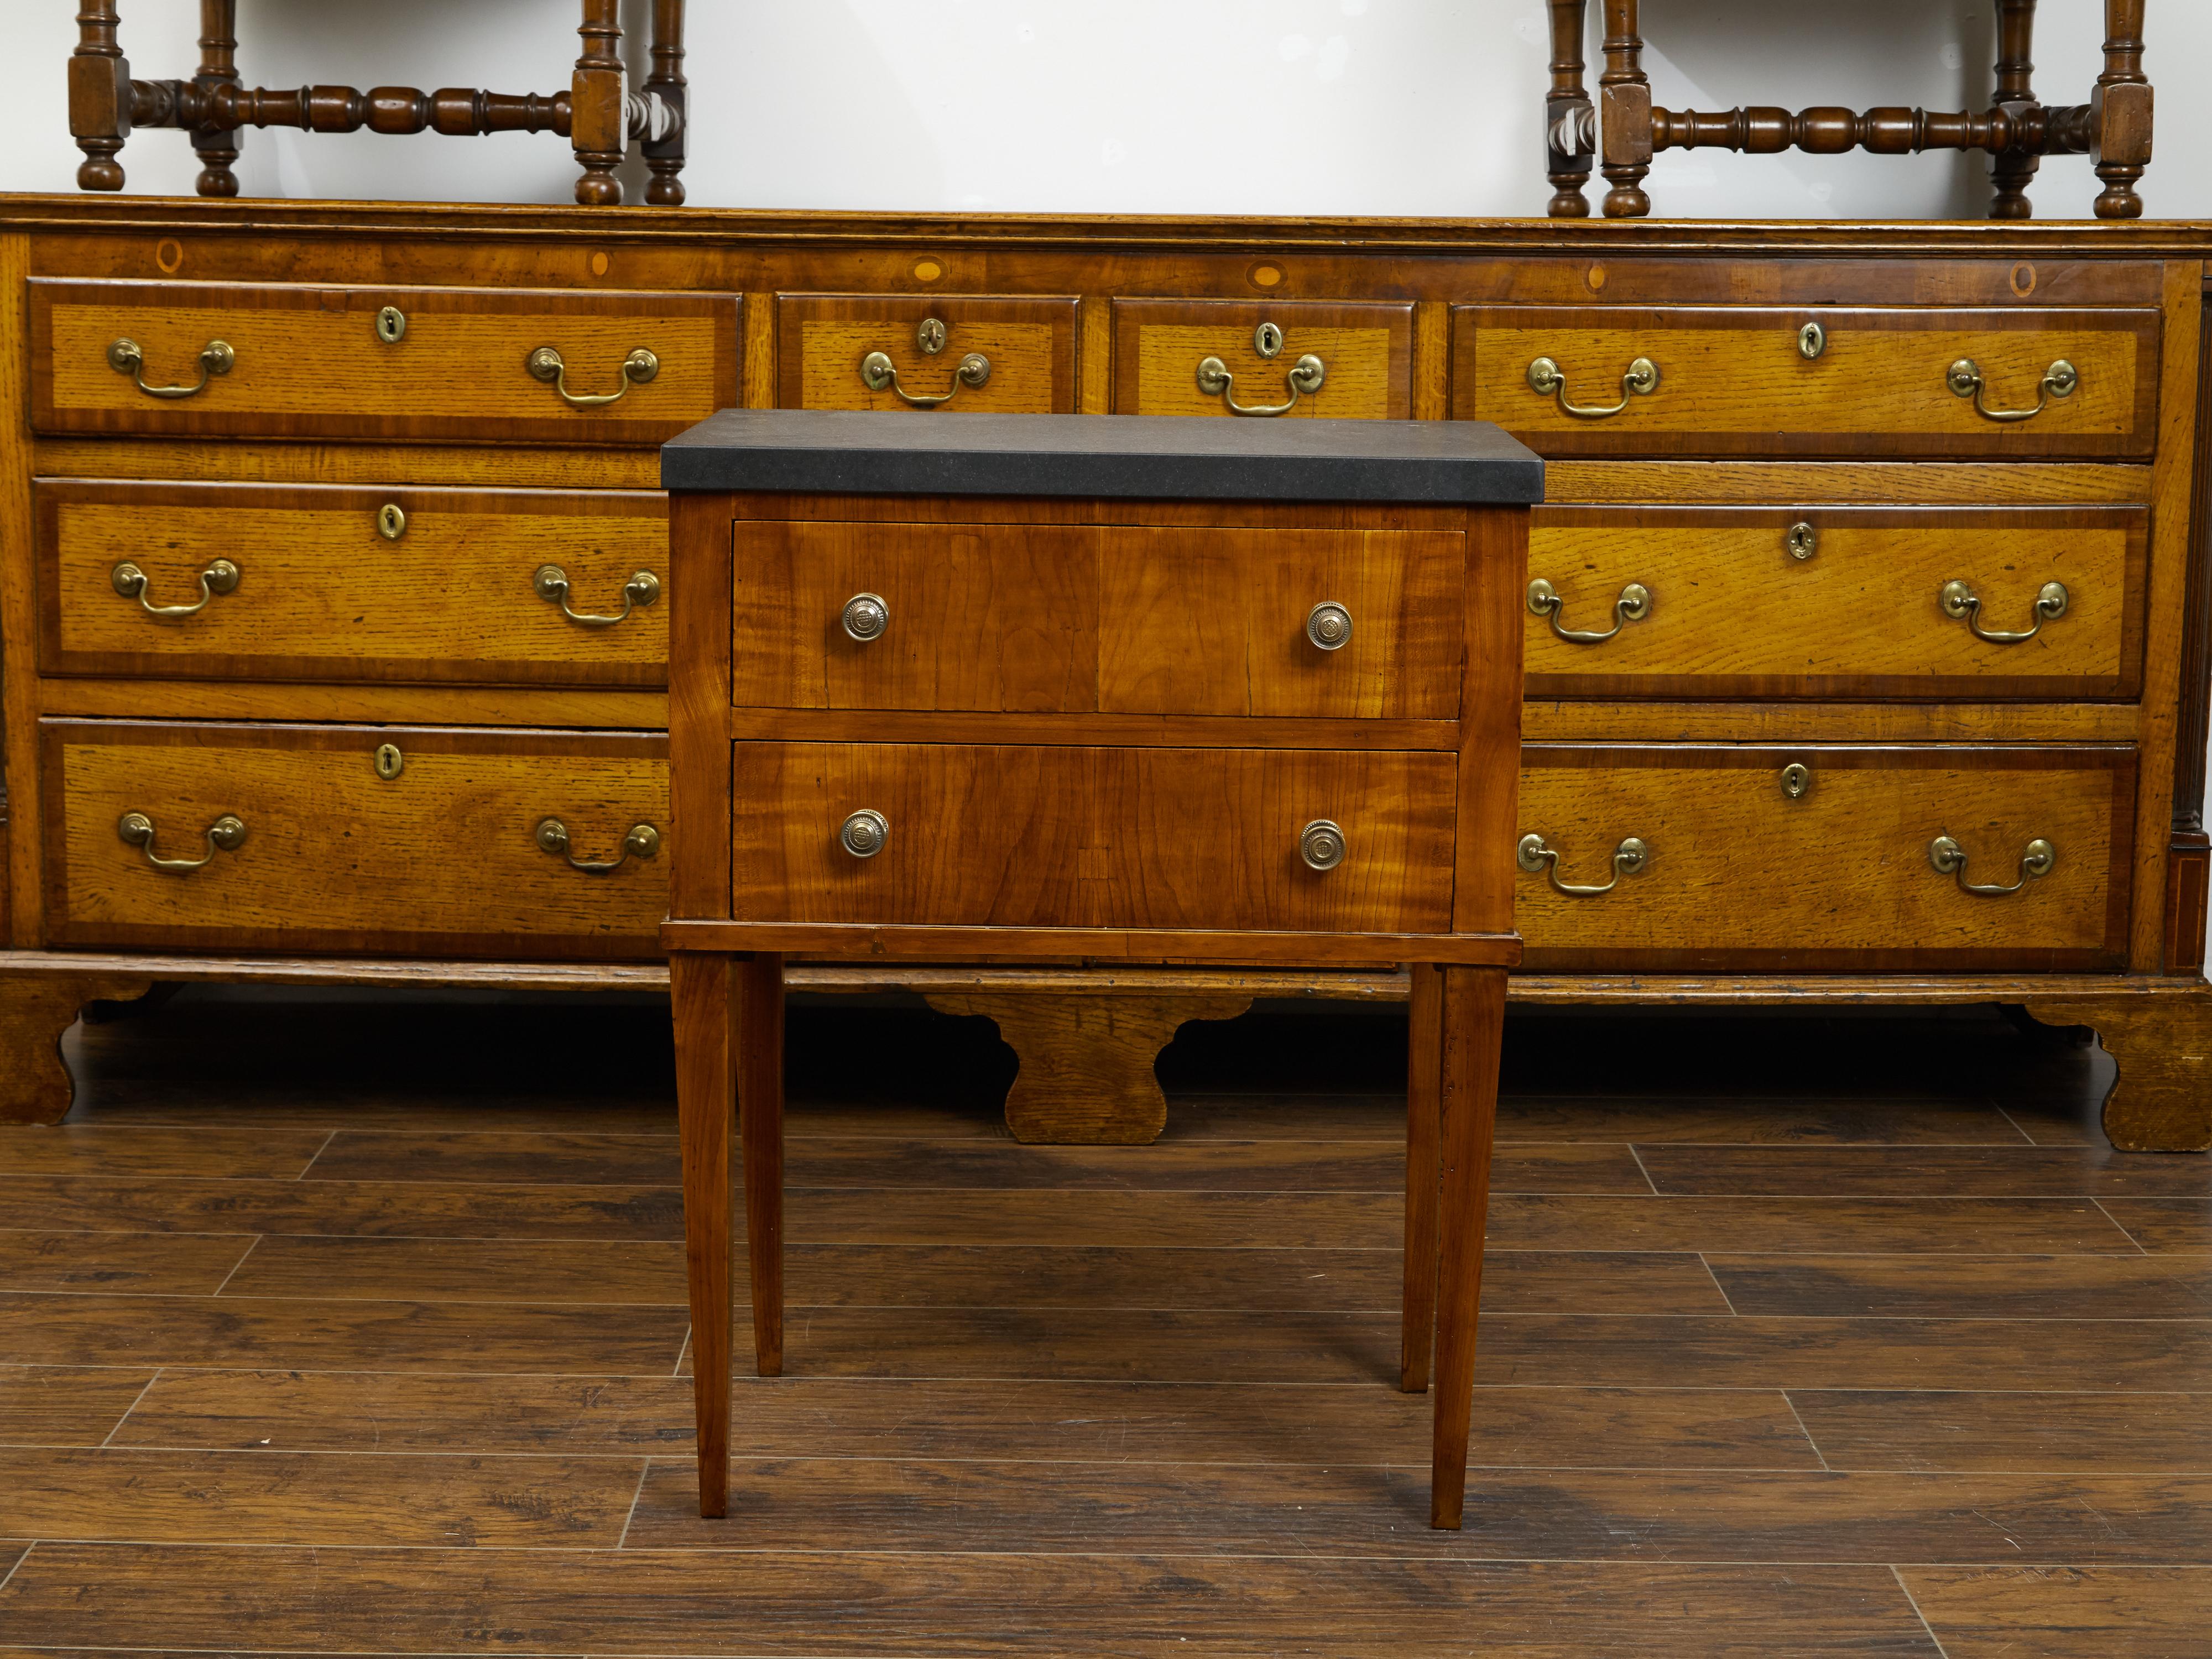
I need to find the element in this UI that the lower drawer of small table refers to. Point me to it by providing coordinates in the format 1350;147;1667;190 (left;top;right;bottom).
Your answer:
729;740;1459;933
40;719;667;955
1516;743;2136;972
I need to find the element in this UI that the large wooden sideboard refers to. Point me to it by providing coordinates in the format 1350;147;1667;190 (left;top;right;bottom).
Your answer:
1;196;2206;1152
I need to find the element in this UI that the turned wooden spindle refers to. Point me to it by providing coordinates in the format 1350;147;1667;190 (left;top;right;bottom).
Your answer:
1597;0;1651;219
1989;0;2042;221
571;0;627;206
192;0;241;197
643;0;688;206
68;2;129;191
2092;0;2152;219
1545;0;1595;218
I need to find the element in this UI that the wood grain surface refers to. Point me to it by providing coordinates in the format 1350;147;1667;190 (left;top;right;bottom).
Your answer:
38;479;669;686
29;279;738;443
1457;305;2162;457
0;992;2199;1656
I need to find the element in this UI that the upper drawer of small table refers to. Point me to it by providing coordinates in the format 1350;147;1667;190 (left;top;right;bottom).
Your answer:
731;518;1464;719
27;280;739;444
1112;300;1413;419
776;294;1078;413
1453;306;2161;458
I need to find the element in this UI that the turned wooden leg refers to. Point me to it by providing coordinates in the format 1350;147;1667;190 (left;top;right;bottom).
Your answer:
192;0;241;198
923;992;1253;1144
2021;987;2212;1154
0;972;156;1127
1400;964;1444;1393
572;0;628;205
2091;0;2151;221
1989;0;2042;221
1597;0;1651;218
1545;0;1595;217
642;0;688;206
672;953;738;1517
68;0;131;191
1430;965;1506;1530
738;952;787;1376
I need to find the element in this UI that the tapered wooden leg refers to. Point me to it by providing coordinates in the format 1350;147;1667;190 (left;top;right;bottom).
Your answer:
671;952;739;1519
739;952;787;1376
1400;963;1444;1392
1430;965;1506;1530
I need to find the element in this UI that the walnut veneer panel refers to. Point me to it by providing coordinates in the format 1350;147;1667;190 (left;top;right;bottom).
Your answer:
37;481;669;687
27;280;738;444
1525;507;2147;701
40;721;667;956
777;294;1078;414
1112;300;1413;419
1516;745;2135;972
1456;307;2161;457
728;742;1457;935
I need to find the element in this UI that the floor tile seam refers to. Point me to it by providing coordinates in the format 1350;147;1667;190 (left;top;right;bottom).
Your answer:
1888;1562;1956;1659
0;1540;32;1597
670;1329;691;1380
2089;1197;2157;1254
93;1370;160;1451
612;1459;654;1551
204;1237;263;1300
1777;1389;1833;1473
290;1131;340;1182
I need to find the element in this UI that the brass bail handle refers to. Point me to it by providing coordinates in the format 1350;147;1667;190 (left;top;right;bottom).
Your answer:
535;817;660;874
1518;832;1648;897
117;810;247;873
1526;355;1658;419
1947;357;2078;423
107;337;234;400
859;317;992;408
1928;835;2056;898
1526;577;1650;644
1196;353;1326;416
525;346;660;408
111;557;239;619
1939;578;2069;645
534;565;661;628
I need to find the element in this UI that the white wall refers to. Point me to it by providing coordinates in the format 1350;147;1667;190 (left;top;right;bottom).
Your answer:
1;1;2204;221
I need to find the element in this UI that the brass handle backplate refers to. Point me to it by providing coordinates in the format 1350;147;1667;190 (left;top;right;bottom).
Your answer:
1196;352;1326;416
112;558;239;618
535;817;660;874
1928;834;2055;897
1299;819;1347;872
842;593;890;641
534;565;660;628
1519;832;1647;896
1306;602;1353;651
1527;355;1658;419
525;345;659;408
840;809;889;859
1939;578;2069;644
859;320;992;408
1947;357;2077;422
117;810;246;873
1527;577;1650;644
107;337;234;400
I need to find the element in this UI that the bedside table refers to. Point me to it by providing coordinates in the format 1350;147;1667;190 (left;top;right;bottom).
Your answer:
660;410;1543;1530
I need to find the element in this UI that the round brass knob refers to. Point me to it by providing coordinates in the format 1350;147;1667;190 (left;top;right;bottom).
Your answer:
842;593;889;642
840;808;889;859
1299;819;1347;872
1306;602;1353;651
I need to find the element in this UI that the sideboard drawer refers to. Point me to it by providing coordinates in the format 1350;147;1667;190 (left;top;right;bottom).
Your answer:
730;742;1456;933
28;280;738;443
732;520;1464;719
1516;744;2133;971
41;721;667;955
38;480;668;687
776;294;1078;413
1525;505;2146;700
1112;300;1413;419
1455;306;2159;458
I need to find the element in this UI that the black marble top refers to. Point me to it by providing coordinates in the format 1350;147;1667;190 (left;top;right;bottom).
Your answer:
661;410;1543;505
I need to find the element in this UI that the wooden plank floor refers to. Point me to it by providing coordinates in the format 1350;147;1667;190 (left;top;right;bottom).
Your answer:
1;989;2208;1657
